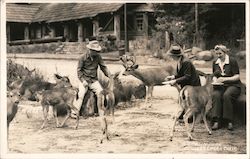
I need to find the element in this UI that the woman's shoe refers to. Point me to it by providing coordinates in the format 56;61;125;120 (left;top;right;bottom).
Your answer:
211;122;219;130
227;123;233;131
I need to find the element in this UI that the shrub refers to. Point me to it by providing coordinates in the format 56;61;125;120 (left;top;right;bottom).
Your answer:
7;59;44;89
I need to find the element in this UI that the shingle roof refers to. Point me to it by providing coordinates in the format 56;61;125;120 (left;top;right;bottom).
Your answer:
33;3;123;23
6;3;124;23
6;3;42;23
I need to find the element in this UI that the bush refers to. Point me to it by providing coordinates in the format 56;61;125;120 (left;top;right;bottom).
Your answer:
7;59;44;89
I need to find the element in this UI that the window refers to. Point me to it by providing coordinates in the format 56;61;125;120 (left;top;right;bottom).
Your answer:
135;13;143;32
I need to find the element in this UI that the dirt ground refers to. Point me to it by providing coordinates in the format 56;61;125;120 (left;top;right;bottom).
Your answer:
8;88;246;155
6;57;247;156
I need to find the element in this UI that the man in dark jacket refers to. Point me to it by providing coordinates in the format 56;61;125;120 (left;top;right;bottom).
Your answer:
72;40;111;118
165;44;201;88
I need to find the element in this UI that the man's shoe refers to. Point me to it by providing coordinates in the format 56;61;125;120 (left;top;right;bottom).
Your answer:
211;122;219;130
228;123;233;131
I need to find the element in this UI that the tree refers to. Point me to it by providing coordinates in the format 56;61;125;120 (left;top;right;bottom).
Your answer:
152;3;245;50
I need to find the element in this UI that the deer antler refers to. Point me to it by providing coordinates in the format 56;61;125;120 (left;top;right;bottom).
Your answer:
120;55;137;70
130;55;136;65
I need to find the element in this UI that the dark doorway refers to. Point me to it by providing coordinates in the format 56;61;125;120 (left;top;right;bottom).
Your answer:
9;22;25;41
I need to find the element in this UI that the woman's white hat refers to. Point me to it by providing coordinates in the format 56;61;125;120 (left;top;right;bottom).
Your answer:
214;44;230;53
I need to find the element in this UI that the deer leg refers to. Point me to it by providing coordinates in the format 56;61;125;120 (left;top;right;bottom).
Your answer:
40;105;49;129
53;106;60;128
144;86;149;104
60;107;71;128
70;105;80;129
169;107;184;141
99;108;109;144
183;108;195;141
148;86;154;99
190;114;196;132
202;109;212;135
111;104;115;124
97;94;109;144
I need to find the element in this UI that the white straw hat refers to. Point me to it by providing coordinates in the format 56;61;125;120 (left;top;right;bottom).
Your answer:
86;40;102;51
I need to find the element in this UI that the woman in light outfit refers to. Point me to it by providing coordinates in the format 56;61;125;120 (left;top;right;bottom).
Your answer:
211;44;241;131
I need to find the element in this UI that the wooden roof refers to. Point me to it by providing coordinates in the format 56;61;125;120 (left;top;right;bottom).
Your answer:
6;3;42;23
7;3;123;23
33;3;123;23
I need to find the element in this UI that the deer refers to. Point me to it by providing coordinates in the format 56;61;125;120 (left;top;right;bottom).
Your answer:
120;55;180;104
10;74;72;101
98;74;116;144
80;70;146;117
7;89;22;128
169;72;213;141
35;86;79;130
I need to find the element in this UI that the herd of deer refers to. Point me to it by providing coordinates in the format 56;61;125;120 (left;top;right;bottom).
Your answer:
7;55;225;144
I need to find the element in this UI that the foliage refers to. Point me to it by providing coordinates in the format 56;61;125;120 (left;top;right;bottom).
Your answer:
7;59;44;89
90;34;118;53
152;3;245;50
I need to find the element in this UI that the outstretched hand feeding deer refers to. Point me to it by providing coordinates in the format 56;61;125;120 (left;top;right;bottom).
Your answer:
120;55;180;104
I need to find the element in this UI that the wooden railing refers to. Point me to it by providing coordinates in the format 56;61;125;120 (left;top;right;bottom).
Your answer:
8;36;65;45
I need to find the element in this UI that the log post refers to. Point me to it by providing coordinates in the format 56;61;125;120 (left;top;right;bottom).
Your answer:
7;24;11;42
93;19;99;36
24;25;30;40
78;21;83;42
114;14;120;41
64;24;70;42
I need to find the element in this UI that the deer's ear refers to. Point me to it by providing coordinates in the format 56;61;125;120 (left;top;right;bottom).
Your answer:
113;72;120;79
122;63;127;68
133;64;139;69
54;74;62;80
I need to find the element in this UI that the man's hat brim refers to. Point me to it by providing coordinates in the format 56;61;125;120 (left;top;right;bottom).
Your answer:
86;42;102;51
167;50;183;56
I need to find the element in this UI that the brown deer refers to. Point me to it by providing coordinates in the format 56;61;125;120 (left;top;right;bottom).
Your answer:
7;89;22;128
10;74;72;101
35;86;79;129
98;74;116;144
120;55;180;103
169;72;213;141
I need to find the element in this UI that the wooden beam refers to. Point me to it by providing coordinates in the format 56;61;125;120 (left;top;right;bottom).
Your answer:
24;25;29;40
64;24;69;42
42;24;46;38
50;26;56;38
124;3;129;52
143;13;148;38
78;22;83;42
7;24;10;42
114;14;120;41
93;20;99;36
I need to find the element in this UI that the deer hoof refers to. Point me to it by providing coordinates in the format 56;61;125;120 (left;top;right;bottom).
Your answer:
169;136;173;141
188;136;193;141
100;139;103;144
39;126;44;130
191;129;194;132
208;131;212;135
